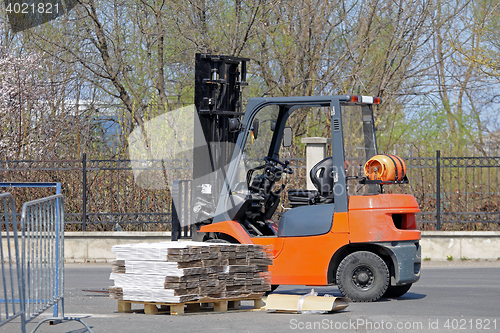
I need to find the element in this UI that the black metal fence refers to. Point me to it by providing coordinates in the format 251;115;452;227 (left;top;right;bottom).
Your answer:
387;151;500;230
1;151;500;231
0;154;191;231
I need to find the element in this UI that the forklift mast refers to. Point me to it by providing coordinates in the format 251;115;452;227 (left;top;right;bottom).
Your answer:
192;54;249;231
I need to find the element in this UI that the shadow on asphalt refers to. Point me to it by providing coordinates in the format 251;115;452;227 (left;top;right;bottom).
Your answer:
32;323;94;333
272;287;344;296
270;287;426;302
379;292;427;302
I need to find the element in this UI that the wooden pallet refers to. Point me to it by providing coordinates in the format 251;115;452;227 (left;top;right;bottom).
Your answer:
117;295;265;316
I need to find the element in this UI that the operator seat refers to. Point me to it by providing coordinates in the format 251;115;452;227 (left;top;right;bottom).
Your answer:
287;157;334;208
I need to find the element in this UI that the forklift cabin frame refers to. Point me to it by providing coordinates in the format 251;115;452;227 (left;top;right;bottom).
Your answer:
212;95;376;223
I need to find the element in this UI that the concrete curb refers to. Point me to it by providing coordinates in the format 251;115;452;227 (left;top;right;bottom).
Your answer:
64;232;173;263
420;231;500;261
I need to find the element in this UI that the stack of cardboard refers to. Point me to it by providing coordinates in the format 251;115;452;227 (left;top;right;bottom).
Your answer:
109;241;272;303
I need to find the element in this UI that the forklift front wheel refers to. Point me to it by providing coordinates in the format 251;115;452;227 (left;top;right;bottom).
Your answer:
336;251;389;302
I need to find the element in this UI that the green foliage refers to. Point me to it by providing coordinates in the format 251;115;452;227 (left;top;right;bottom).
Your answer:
378;100;482;156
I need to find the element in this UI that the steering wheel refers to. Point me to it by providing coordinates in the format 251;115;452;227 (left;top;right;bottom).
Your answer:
264;156;294;174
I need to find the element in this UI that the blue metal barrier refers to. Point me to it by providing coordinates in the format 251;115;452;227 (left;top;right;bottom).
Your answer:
0;182;61;195
0;183;92;332
0;193;26;332
21;194;65;322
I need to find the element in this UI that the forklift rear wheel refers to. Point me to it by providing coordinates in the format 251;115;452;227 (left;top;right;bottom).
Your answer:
383;283;412;298
336;251;389;302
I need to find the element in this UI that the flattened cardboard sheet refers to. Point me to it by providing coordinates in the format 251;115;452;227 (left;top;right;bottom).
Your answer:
265;294;350;313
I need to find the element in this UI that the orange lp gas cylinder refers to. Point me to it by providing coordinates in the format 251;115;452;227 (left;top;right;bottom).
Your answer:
364;154;407;181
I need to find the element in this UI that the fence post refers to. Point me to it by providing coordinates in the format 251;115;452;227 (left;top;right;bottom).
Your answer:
183;181;189;238
171;180;180;241
436;150;441;231
82;153;87;231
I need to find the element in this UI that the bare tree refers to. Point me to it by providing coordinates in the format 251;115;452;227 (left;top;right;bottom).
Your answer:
0;49;67;159
5;0;500;158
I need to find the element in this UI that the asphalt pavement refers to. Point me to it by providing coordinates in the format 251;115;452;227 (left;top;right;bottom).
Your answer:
4;261;500;333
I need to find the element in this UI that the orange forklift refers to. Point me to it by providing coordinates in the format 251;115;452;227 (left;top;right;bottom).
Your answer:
190;55;420;302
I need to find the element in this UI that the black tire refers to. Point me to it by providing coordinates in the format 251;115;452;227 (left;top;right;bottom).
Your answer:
383;284;412;298
336;251;389;302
